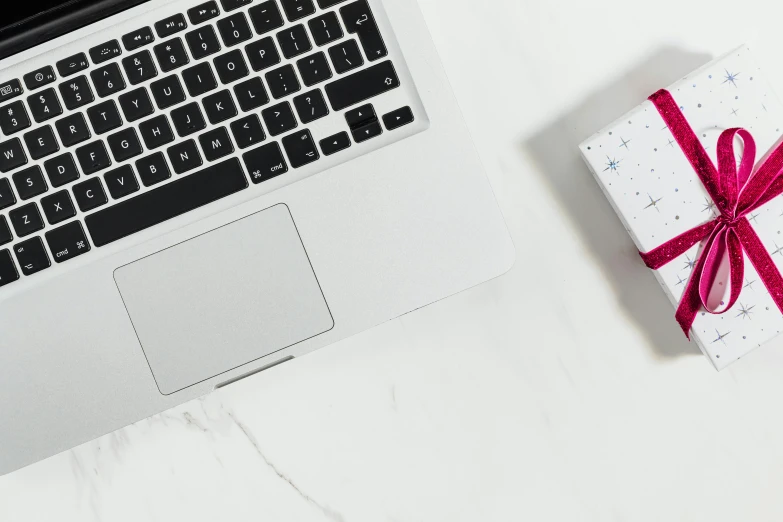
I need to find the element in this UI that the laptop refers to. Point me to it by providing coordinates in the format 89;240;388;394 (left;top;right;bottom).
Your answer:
0;0;514;475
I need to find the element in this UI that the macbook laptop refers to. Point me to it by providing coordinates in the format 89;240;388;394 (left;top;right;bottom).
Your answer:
0;0;514;475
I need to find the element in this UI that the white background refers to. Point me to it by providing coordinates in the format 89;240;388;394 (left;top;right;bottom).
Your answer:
4;0;783;520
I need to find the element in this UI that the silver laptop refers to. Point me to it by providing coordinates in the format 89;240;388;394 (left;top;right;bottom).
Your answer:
0;0;514;475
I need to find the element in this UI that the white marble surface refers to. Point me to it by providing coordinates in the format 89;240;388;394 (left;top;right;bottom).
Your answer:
7;0;783;520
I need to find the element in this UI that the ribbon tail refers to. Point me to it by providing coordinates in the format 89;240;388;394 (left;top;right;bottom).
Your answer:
674;233;715;339
736;218;783;314
639;220;717;270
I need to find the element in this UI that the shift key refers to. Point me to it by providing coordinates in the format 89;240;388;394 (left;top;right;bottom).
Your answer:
325;60;399;111
45;221;91;263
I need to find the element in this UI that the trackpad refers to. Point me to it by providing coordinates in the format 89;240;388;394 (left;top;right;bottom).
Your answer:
114;204;334;395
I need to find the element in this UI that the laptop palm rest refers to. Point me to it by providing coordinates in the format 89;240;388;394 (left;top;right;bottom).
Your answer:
113;204;334;395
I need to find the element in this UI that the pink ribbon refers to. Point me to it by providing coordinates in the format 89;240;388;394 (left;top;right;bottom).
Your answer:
640;89;783;338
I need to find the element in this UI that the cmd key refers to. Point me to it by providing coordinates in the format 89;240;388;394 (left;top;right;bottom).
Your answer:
46;221;91;263
324;60;399;111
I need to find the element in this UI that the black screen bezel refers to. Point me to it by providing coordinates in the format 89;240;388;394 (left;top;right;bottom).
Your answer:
0;0;150;60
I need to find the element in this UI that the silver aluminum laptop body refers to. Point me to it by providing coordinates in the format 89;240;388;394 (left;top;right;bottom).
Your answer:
0;0;514;475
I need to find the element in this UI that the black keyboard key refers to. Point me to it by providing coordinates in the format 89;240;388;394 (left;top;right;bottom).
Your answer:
234;77;268;111
76;141;112;175
0;80;23;104
352;119;381;142
91;63;126;98
119;87;155;122
14;236;50;275
325;60;398;111
230;114;265;148
136;152;171;186
0;248;18;285
281;0;315;21
261;101;297;136
383;106;414;130
317;0;347;7
248;1;285;35
171;102;207;136
296;51;332;86
73;177;108;212
186;26;222;61
0;101;31;135
188;1;221;24
0;178;16;210
155;13;188;38
89;40;123;64
221;0;252;11
41;190;76;225
245;37;281;71
46;221;91;263
58;75;94;110
328;39;363;74
13;166;47;200
319;130;350;155
105;165;140;199
182;62;218;97
154;38;190;73
9;203;44;237
108;128;143;162
214;50;249;85
44;153;80;187
56;53;89;77
23;126;59;160
282;128;318;168
167;139;203;173
0;138;26;172
243;141;287;183
123;27;155;51
218;12;253;47
265;64;300;99
199;126;234;161
56;113;91;147
344;102;375;127
293;89;328;123
28;88;63;123
23;66;56;90
202;89;237;124
277;24;311;59
0;217;11;246
150;75;186;109
85;157;247;247
340;0;386;61
122;51;158;85
139;115;175;149
309;12;343;46
87;100;123;134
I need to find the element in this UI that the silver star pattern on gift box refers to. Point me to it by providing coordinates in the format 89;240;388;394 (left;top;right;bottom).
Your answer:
580;45;783;370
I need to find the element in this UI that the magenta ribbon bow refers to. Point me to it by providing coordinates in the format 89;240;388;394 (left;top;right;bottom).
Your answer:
640;89;783;338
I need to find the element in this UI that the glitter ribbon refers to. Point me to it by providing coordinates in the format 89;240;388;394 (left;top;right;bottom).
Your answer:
640;89;783;338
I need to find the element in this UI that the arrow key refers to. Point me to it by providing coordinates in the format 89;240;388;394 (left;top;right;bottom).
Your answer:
319;131;350;156
382;106;414;131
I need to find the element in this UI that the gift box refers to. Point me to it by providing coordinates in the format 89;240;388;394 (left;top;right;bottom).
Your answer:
580;45;783;370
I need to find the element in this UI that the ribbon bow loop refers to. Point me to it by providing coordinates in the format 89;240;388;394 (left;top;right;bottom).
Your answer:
640;89;783;338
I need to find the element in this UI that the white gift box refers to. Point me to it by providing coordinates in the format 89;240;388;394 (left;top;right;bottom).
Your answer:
580;45;783;370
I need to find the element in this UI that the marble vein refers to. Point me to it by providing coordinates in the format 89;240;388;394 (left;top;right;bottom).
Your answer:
226;410;346;522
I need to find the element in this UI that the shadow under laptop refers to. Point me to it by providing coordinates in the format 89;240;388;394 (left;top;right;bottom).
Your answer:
524;46;712;359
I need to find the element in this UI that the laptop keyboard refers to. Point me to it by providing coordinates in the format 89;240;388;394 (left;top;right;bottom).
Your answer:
0;0;418;289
